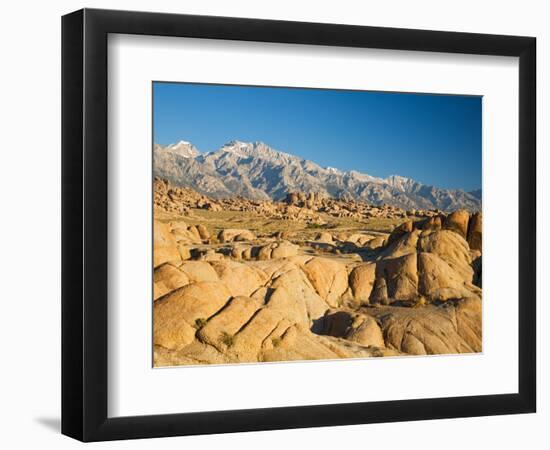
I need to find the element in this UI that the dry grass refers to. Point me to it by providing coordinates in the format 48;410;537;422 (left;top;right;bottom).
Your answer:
156;207;407;237
220;331;235;347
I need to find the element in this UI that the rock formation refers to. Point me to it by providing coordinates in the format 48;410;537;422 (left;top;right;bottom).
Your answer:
153;187;483;365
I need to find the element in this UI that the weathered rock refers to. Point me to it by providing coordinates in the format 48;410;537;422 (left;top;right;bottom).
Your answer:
247;259;300;280
177;244;191;261
270;241;299;259
376;253;418;303
347;233;375;247
203;202;222;212
349;263;376;304
374;229;479;304
155;340;229;366
380;229;421;259
230;308;286;360
153;264;189;300
364;235;387;250
153;180;483;366
315;232;333;244
196;224;210;240
153;220;180;268
370;277;389;305
313;310;384;348
210;260;267;297
230;245;248;260
260;324;392;362
269;268;328;323
387;220;413;245
272;230;294;240
170;221;202;245
468;212;482;251
197;296;263;351
418;215;443;231
259;244;276;260
218;228;256;243
187;225;202;241
444;209;470;238
417;252;480;301
266;285;311;326
230;244;287;261
302;257;348;307
179;261;219;283
371;297;482;355
196;249;225;261
154;281;232;350
417;230;473;282
242;247;253;260
346;315;385;347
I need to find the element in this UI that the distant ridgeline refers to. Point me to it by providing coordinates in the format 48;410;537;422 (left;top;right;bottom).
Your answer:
153;140;481;212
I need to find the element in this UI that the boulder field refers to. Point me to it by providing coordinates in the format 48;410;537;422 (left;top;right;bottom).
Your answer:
153;213;482;366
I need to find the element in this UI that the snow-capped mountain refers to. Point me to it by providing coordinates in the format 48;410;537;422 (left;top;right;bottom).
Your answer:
153;140;481;212
161;140;200;158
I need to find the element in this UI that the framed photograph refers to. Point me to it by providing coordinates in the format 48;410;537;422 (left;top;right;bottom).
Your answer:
62;8;536;442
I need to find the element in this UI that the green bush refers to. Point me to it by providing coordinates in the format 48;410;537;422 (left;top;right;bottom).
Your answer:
194;317;208;330
220;331;235;347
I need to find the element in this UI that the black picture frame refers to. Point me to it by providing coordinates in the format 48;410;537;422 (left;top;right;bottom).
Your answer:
61;8;536;442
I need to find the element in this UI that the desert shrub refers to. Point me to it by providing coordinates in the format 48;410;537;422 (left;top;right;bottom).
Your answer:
220;331;235;347
194;317;208;330
306;223;325;229
306;222;337;230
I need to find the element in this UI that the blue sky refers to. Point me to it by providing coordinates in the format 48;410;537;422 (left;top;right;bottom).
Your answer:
153;82;481;191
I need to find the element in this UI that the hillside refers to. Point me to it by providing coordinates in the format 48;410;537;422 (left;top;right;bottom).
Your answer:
154;140;481;212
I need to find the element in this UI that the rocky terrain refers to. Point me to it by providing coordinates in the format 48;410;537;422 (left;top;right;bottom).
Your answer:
154;140;481;212
153;178;482;366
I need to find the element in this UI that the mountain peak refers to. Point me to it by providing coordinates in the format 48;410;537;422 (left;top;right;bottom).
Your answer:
386;174;412;183
153;139;481;211
222;140;270;150
163;140;200;158
223;140;248;147
217;141;295;165
385;174;419;189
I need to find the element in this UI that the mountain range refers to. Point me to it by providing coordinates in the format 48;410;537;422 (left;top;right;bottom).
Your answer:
153;140;481;212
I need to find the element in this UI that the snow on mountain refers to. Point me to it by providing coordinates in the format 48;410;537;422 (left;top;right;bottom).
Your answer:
163;140;200;158
153;140;481;212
